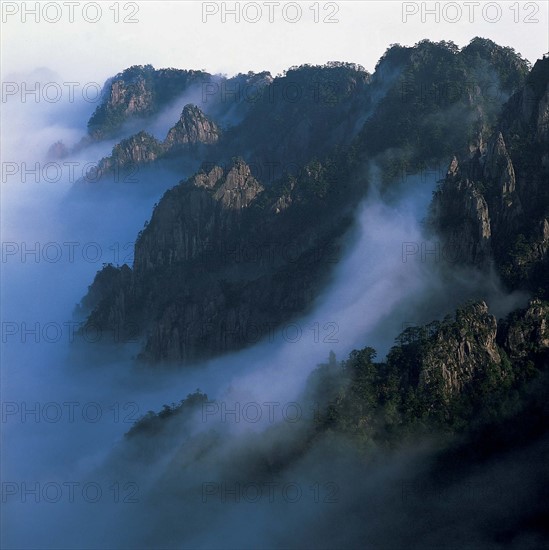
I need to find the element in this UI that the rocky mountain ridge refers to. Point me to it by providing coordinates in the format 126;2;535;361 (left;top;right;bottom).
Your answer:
79;105;221;183
80;155;349;362
76;39;541;365
430;56;549;296
310;298;549;442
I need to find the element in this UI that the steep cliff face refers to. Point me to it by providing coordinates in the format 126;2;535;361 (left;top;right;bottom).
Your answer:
86;66;274;142
429;127;523;267
418;302;501;399
134;160;263;274
88;68;155;140
430;57;549;295
77;263;133;318
429;156;492;266
420;300;541;402
82;156;348;363
499;298;549;362
86;65;209;140
413;299;549;403
311;298;549;447
212;160;263;208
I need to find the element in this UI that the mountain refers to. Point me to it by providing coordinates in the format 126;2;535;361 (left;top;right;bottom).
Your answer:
70;40;530;183
86;66;275;141
81;105;222;184
430;56;549;297
164;104;221;150
131;296;548;445
75;38;537;365
80;156;351;362
86;65;210;140
117;298;549;548
356;37;530;183
315;299;548;440
65;38;549;548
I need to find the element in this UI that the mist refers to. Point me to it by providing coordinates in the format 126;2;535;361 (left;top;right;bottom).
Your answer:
1;60;539;549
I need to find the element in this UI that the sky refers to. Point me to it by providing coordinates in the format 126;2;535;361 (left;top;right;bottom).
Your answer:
1;1;548;85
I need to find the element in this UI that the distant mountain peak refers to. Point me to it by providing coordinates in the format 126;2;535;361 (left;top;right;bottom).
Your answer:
164;104;221;149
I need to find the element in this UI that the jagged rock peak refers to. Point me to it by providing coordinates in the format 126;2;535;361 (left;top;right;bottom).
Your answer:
110;131;163;164
419;301;501;399
456;300;490;319
188;159;264;209
191;165;225;190
164;104;220;147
